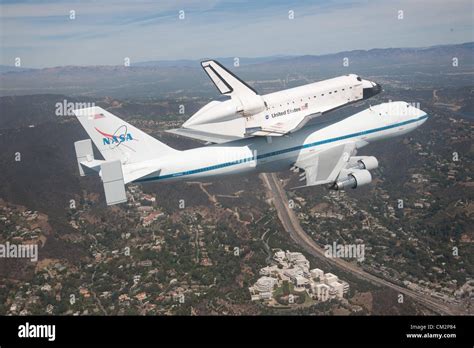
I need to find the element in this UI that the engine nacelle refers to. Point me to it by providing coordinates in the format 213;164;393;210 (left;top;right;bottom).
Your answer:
348;156;379;171
332;169;372;190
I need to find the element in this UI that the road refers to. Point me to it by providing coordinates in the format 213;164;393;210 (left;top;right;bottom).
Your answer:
261;173;464;315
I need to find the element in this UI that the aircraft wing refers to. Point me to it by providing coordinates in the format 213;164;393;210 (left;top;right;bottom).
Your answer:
293;142;357;187
201;60;258;98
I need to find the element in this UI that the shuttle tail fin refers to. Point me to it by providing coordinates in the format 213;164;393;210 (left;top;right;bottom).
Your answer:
201;60;258;97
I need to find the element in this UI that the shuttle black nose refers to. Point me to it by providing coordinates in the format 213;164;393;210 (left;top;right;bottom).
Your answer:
374;83;382;94
363;83;382;99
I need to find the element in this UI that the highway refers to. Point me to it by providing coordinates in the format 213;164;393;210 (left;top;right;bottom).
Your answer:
261;173;464;315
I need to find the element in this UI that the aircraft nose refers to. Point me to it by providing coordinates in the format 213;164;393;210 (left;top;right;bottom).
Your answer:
373;83;382;93
363;81;382;99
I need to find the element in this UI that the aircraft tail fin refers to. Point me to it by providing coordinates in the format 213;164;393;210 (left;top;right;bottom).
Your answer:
73;106;178;164
201;60;258;97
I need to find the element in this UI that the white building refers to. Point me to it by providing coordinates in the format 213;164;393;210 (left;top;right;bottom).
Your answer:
274;250;286;263
259;265;279;277
315;284;330;302
310;268;324;280
259;291;273;300
251;250;350;302
255;276;277;292
329;281;344;299
284;268;303;282
286;251;310;270
301;267;312;279
324;273;339;285
250;294;260;301
249;276;277;300
295;275;309;288
328;287;338;299
340;280;350;294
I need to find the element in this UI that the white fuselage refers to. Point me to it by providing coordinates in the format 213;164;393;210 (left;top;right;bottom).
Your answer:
133;101;428;184
246;74;367;131
182;74;380;138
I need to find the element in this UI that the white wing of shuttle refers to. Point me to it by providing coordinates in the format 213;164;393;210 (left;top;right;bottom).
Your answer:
245;111;322;137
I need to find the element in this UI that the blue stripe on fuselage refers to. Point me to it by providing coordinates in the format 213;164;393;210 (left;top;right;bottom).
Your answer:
135;114;429;183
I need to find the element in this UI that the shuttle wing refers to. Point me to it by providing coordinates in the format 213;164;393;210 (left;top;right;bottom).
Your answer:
293;143;356;187
201;60;258;98
245;111;322;137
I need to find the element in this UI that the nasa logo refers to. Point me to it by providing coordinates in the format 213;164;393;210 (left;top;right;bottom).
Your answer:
95;126;134;146
102;133;133;145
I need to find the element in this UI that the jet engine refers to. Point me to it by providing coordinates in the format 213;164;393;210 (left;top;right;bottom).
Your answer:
348;156;379;171
331;169;372;190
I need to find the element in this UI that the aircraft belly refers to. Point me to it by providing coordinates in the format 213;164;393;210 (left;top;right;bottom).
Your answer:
256;157;294;173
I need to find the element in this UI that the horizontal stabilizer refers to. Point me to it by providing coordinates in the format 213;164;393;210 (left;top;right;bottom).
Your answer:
74;139;94;176
80;159;104;174
101;160;127;205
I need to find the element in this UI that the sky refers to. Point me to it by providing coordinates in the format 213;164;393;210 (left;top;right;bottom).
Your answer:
0;0;473;68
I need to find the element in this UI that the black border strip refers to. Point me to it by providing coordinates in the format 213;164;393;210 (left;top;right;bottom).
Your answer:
0;315;471;345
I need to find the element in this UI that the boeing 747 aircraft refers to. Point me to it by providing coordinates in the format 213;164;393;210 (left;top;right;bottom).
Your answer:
73;96;428;205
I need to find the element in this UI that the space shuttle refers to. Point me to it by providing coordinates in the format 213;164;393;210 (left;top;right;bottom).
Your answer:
168;60;382;143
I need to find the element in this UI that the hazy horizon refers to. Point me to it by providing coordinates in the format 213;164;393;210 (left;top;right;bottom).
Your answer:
1;40;472;70
1;0;473;68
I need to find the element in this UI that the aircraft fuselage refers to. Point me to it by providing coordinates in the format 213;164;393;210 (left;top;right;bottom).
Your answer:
133;101;428;184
